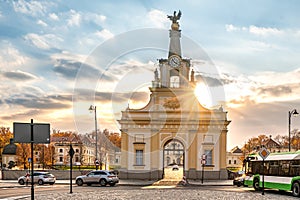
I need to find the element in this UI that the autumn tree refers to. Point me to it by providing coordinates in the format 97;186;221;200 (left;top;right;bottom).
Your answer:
44;144;56;167
0;127;13;147
242;134;269;154
103;129;121;148
290;129;300;151
16;143;31;169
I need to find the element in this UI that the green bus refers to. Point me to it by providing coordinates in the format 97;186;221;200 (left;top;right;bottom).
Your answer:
244;151;300;197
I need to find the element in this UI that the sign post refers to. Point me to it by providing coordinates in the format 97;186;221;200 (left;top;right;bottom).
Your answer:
201;154;206;184
258;147;270;195
69;144;74;194
95;159;100;168
30;119;34;200
13;120;50;200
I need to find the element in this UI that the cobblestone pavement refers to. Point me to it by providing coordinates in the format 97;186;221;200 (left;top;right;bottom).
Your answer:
17;187;296;200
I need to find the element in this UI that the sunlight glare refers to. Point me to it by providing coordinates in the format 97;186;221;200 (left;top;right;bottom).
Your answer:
194;83;214;108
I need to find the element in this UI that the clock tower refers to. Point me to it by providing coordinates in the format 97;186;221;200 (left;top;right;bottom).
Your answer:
119;11;230;181
157;10;191;88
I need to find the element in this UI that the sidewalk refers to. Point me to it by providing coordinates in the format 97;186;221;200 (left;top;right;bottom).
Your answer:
0;179;233;188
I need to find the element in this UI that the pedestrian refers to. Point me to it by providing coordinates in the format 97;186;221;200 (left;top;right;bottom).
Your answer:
25;173;30;186
180;175;188;186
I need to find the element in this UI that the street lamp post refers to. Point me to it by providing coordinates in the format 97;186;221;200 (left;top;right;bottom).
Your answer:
288;109;299;152
89;105;98;170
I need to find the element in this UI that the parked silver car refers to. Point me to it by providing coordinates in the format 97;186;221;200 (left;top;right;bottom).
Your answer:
18;172;56;185
76;170;119;186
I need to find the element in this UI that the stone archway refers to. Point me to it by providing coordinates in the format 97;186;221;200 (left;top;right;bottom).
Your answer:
163;139;184;180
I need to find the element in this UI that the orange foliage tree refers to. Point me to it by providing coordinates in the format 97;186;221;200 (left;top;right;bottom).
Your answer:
103;129;121;148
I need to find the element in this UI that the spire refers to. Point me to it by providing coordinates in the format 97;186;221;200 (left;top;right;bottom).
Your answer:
167;10;182;58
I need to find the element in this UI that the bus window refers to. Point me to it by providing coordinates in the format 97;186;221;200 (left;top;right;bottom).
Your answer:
252;161;261;174
290;160;300;176
264;161;270;175
279;160;290;176
269;161;279;176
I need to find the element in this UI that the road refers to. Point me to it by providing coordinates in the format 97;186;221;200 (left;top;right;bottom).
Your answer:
0;184;297;200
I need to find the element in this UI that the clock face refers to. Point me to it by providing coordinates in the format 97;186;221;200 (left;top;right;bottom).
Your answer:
169;56;181;67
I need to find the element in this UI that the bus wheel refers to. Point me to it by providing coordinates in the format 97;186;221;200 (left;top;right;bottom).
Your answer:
253;178;260;191
292;182;300;197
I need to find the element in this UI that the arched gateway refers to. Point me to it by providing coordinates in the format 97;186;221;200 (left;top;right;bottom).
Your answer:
118;11;230;180
163;139;184;179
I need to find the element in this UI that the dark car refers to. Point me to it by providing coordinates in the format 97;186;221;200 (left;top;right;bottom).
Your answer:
232;171;245;187
233;176;244;187
76;170;119;186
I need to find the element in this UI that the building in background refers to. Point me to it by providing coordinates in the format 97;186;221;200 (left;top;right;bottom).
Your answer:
50;132;121;169
226;146;244;172
2;139;17;169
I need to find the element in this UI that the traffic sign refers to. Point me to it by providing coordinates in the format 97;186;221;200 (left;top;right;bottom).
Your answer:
28;158;32;163
259;147;270;160
95;160;100;165
69;145;75;158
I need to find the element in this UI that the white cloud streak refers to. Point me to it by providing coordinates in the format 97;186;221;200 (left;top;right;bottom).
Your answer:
0;43;29;69
67;9;81;27
24;33;63;49
49;13;59;21
12;0;48;16
225;24;284;36
95;29;114;40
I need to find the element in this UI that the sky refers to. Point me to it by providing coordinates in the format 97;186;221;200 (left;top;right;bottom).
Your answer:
1;0;300;151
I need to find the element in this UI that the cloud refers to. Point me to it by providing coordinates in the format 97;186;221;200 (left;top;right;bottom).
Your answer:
3;93;71;110
194;71;238;87
53;59;82;79
147;9;169;28
249;25;283;36
37;19;47;27
257;85;292;97
225;24;247;32
95;29;114;40
84;13;106;26
195;74;223;87
225;24;284;36
24;33;63;49
1;70;38;81
12;0;48;16
1;109;41;120
67;9;81;27
52;57;116;82
222;68;300;108
74;88;148;103
0;43;29;69
49;13;59;21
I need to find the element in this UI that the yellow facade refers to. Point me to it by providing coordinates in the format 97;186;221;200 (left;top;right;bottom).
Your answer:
118;12;230;180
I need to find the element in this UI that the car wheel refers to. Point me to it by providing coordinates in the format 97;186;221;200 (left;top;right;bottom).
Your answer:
76;179;84;186
49;182;54;185
38;179;44;185
237;181;242;187
109;183;116;186
253;178;260;191
18;179;25;185
292;182;300;197
100;179;107;186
